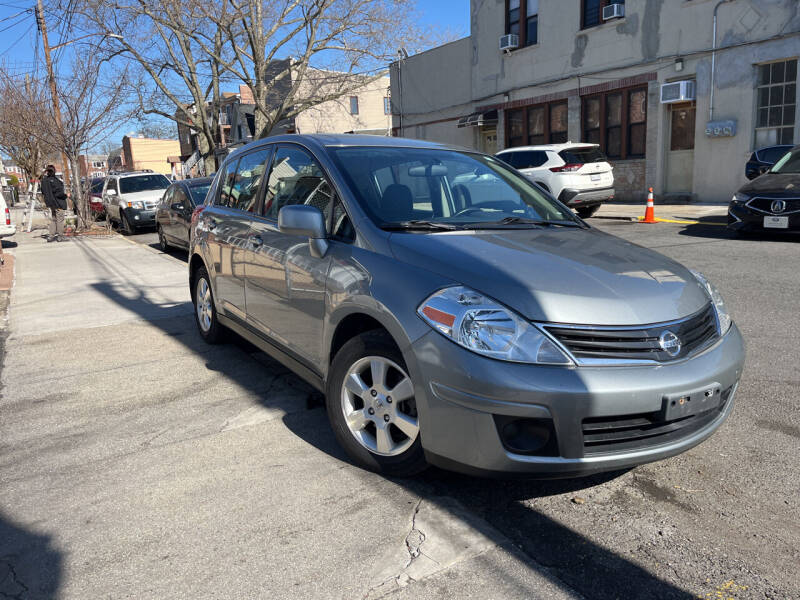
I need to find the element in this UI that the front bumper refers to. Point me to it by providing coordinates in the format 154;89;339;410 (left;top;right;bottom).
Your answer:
405;323;745;476
559;187;615;207
728;202;800;232
122;207;156;228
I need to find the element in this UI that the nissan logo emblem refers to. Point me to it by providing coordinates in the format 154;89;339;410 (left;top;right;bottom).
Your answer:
659;330;681;357
771;199;786;213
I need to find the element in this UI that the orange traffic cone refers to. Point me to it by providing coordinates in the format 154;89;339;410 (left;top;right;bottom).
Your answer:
642;187;657;223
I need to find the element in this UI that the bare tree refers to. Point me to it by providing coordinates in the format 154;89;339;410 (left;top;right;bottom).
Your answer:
0;72;50;187
70;0;226;174
48;54;134;226
190;0;431;138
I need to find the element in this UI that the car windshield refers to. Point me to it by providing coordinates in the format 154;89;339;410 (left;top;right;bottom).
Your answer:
769;149;800;174
119;174;171;194
188;184;211;205
329;147;580;230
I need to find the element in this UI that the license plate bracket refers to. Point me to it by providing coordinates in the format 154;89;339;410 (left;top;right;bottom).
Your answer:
662;383;722;421
590;174;601;181
764;216;788;228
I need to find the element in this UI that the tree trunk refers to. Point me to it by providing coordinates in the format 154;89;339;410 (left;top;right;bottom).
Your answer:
196;133;216;176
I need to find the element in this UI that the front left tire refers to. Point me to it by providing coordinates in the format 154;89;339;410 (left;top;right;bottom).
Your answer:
326;331;427;477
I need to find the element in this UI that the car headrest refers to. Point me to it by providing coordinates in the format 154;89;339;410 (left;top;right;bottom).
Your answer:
380;184;413;222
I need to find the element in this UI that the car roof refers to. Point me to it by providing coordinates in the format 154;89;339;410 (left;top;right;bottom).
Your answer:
177;177;213;188
224;134;471;162
114;171;167;178
497;143;600;154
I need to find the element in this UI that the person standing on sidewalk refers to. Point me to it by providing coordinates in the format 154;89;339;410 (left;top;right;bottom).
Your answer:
41;165;68;242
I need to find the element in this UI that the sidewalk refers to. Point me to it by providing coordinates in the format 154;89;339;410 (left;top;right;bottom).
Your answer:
595;202;728;223
7;208;190;338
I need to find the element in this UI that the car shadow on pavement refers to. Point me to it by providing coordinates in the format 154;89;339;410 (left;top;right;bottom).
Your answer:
0;512;62;599
76;240;698;600
676;218;799;242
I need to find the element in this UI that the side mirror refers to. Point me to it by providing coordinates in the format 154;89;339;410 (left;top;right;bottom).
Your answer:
105;189;116;196
278;204;329;258
171;203;185;212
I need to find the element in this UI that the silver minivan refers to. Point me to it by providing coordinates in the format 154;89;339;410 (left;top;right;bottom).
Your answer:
189;135;745;477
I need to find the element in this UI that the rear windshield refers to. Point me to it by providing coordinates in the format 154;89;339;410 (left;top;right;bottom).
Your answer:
188;184;211;205
558;147;606;164
119;174;171;194
90;179;104;193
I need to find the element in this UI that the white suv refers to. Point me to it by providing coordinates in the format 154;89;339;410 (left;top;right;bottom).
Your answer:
496;143;614;218
102;171;172;234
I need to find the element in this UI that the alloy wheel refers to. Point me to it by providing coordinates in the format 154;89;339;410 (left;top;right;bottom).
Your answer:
340;356;419;456
195;277;213;332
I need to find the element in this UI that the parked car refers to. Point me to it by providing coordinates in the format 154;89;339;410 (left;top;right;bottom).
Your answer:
156;177;212;251
729;144;800;234
495;143;614;218
0;188;14;241
744;144;792;180
102;171;172;234
189;134;744;477
88;177;106;219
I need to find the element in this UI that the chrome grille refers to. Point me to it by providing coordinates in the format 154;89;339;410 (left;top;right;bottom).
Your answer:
746;196;800;215
544;303;718;364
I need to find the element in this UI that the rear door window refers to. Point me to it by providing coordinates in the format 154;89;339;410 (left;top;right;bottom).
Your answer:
558;146;607;164
505;150;548;169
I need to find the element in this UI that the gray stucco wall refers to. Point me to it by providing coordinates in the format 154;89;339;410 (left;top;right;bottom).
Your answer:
390;0;800;202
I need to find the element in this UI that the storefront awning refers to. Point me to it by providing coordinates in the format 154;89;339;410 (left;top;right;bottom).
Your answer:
457;109;498;128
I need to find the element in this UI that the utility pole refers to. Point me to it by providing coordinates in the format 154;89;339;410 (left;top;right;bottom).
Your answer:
35;0;72;206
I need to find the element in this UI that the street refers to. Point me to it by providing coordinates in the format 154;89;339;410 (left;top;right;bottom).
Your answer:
1;215;798;600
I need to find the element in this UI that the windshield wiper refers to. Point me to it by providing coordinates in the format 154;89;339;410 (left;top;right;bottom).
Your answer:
492;216;585;228
379;220;460;231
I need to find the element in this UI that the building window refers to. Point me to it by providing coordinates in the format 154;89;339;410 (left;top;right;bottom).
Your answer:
505;100;568;148
755;59;797;147
384;97;390;115
349;96;359;115
506;0;538;47
582;86;647;159
582;0;624;29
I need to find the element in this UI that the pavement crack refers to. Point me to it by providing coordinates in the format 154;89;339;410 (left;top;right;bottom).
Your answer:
362;498;427;599
0;559;30;600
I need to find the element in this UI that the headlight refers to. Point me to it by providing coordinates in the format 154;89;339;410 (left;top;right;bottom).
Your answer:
127;201;145;209
417;286;572;364
689;270;731;335
731;193;749;204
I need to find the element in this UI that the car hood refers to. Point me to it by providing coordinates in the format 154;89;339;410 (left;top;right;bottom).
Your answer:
739;173;800;196
119;190;166;203
388;228;709;325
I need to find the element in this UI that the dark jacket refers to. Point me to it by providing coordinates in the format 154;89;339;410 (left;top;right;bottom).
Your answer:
41;174;67;210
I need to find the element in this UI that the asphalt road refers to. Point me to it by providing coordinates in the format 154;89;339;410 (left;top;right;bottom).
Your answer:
2;218;798;599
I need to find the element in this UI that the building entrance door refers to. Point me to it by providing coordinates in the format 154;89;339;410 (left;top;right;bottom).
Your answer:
665;103;696;193
481;129;498;155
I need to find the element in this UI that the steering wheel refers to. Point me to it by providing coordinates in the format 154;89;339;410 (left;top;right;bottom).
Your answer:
451;206;488;218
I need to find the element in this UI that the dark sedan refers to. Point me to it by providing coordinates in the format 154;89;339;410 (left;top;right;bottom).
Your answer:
156;177;212;251
729;144;800;234
745;144;793;180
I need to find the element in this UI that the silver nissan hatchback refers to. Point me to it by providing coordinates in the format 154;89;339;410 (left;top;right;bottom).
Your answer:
189;135;745;477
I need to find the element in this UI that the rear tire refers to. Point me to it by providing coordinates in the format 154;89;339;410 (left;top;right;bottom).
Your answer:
157;225;170;252
326;331;427;477
577;205;601;219
192;266;225;344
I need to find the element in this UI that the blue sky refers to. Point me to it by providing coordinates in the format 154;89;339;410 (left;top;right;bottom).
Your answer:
0;1;470;147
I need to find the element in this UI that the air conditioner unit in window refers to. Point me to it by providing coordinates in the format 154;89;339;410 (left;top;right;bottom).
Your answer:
660;80;696;104
602;3;625;20
499;34;519;52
